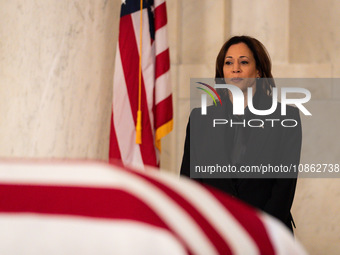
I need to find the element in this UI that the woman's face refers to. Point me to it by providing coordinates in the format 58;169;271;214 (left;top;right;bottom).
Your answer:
223;42;259;92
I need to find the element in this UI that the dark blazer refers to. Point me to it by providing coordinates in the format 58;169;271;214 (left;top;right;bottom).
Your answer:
180;91;302;231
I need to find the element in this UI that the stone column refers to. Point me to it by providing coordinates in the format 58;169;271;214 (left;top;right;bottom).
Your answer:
0;0;120;159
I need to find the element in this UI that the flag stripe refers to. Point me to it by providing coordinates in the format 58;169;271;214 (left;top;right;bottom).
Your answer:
154;2;168;30
155;25;169;55
112;46;143;167
154;0;166;8
155;49;170;79
154;95;173;129
118;15;140;125
130;171;233;254
135;168;261;255
0;184;167;228
155;71;172;103
208;188;275;254
118;14;157;167
0;215;188;255
0;184;192;255
0;163;221;255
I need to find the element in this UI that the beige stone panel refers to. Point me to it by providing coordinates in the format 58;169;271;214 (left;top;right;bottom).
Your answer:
181;0;226;64
275;80;332;101
175;99;191;174
330;2;340;72
178;64;215;99
272;63;332;78
291;99;340;254
0;0;118;159
300;101;340;164
170;64;179;101
272;64;333;100
160;127;176;173
160;65;177;173
293;178;340;255
332;63;340;78
231;0;289;63
289;0;334;63
332;73;340;99
167;0;180;64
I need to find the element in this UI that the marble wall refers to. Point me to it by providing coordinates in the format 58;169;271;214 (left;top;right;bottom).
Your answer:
163;0;340;254
0;0;339;254
0;0;120;159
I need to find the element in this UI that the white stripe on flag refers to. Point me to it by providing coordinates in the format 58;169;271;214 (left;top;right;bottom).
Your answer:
260;214;308;255
155;26;168;55
155;71;171;104
113;48;143;168
0;214;187;255
154;0;166;8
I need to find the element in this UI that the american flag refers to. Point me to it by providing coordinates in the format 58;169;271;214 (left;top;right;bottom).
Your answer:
0;160;308;254
109;0;173;168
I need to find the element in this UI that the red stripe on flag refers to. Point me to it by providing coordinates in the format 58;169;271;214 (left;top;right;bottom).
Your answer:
155;49;170;79
118;15;157;166
154;95;173;129
207;187;276;255
154;2;168;30
0;182;192;254
0;184;167;228
109;112;122;160
118;15;139;121
131;171;233;254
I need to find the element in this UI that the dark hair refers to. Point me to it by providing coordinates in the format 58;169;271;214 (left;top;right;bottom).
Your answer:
215;35;275;95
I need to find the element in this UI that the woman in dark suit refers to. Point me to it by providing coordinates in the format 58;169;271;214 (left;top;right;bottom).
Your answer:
180;36;302;232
